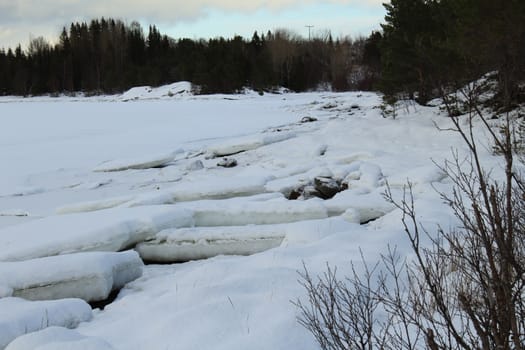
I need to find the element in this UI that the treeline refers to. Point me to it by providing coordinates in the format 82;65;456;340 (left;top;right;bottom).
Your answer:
377;0;525;105
0;18;377;95
5;1;521;100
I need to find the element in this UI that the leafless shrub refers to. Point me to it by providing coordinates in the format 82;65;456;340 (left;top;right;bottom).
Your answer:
294;254;384;350
296;83;525;350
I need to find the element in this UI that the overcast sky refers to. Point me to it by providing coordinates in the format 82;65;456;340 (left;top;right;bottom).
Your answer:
0;0;386;50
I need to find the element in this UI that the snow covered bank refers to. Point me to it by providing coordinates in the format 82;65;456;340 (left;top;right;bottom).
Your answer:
120;82;193;101
0;298;92;349
0;206;194;261
0;251;143;302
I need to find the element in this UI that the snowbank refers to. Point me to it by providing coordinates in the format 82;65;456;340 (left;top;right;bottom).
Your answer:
5;327;115;350
0;206;194;261
0;298;92;349
386;165;447;188
0;251;143;302
120;82;193;101
343;162;385;190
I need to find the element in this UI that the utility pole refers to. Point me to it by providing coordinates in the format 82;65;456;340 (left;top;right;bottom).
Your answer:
305;25;314;40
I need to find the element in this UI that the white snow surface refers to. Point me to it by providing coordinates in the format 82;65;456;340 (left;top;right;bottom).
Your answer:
0;86;502;349
0;298;92;349
0;251;143;302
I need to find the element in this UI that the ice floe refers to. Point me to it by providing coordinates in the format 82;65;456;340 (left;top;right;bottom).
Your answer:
0;206;194;261
55;176;272;214
0;298;92;349
136;225;284;262
187;198;329;226
0;251;143;302
126;175;272;206
136;217;359;262
55;196;134;215
207;132;296;157
93;151;179;172
5;327;115;350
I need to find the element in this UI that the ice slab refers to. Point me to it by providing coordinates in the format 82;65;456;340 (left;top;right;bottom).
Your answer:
324;189;394;222
55;176;272;215
0;206;194;262
5;327;115;350
126;176;271;207
0;298;92;349
0;210;28;217
187;199;329;226
136;217;357;262
56;196;134;215
136;226;284;262
0;251;143;302
93;151;177;172
207;132;295;157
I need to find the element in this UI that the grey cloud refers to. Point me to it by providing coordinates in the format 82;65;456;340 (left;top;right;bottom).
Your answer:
0;0;383;23
0;0;384;48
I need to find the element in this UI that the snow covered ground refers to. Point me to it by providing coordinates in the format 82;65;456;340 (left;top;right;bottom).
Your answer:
0;85;501;349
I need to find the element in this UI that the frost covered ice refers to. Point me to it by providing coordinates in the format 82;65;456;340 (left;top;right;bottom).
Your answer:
0;251;143;302
0;298;92;349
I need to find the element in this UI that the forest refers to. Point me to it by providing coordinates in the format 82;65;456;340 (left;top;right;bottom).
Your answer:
0;0;524;102
0;19;377;96
379;0;525;105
